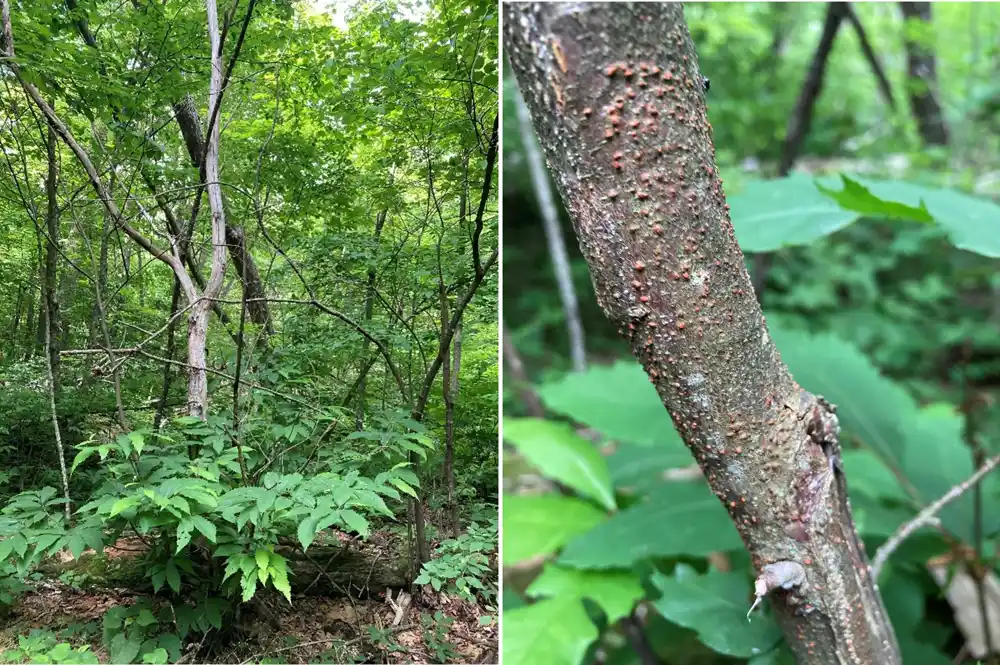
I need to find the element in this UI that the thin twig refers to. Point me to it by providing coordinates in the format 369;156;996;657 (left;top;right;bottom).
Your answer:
871;452;1000;579
514;89;587;372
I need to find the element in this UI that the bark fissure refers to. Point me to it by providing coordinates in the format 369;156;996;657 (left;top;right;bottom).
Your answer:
504;4;900;663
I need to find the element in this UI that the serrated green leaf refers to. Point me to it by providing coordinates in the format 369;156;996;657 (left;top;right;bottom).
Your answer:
816;174;934;224
502;495;606;565
538;363;692;456
503;597;598;665
255;548;270;571
340;509;370;537
526;564;643;622
297;515;320;550
504;419;616;510
110;496;140;517
241;570;257;602
71;448;98;475
176;519;193;553
560;482;740;568
651;565;782;657
189;515;217;543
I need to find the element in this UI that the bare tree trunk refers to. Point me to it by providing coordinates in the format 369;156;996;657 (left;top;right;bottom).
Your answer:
844;5;896;110
779;2;846;176
505;4;901;664
899;2;949;146
43;109;61;390
154;280;182;430
754;2;846;302
440;286;457;537
356;209;387;430
43;285;70;523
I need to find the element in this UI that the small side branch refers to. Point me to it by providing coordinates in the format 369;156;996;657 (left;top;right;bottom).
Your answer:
871;452;1000;579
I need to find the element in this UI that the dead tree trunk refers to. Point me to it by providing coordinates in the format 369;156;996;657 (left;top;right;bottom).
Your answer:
899;2;949;146
504;4;901;664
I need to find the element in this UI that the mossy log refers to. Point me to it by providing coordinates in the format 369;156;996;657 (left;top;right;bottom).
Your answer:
36;545;411;597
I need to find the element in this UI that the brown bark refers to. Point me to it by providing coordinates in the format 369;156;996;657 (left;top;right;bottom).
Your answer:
899;2;949;146
504;4;901;664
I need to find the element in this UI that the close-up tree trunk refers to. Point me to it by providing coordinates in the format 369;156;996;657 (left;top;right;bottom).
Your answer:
504;3;901;663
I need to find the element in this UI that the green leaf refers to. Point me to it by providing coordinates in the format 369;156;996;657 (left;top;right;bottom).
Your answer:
389;478;418;498
729;174;857;252
297;515;320;550
151;567;166;592
189;515;217;543
504;419;616;510
142;647;168;664
255;548;270;572
827;176;1000;258
176;519;194;553
270;563;293;603
537;363;691;457
241;571;257;602
0;538;13;562
502;495;606;566
110;632;142;664
503;597;598;665
340;509;370;537
651;565;782;657
71;448;98;475
560;482;741;568
165;560;181;593
526;564;643;622
136;608;157;627
816;174;934;224
110;496;141;517
129;432;146;457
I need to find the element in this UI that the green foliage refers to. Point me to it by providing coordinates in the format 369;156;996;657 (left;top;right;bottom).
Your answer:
420;611;460;663
415;520;497;603
101;602;182;664
730;173;1000;256
503;597;598;665
1;631;99;665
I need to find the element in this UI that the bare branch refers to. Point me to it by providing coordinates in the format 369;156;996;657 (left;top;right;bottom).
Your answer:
871;452;1000;579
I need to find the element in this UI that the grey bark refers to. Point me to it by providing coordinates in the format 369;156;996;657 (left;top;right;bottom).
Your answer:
899;2;949;146
504;4;901;664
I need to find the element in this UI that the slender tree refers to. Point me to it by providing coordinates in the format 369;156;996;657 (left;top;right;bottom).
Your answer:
505;4;901;663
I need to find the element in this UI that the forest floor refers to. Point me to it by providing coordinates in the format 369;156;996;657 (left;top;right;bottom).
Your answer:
0;532;498;664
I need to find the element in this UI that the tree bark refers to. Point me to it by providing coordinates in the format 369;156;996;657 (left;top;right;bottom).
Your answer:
504;4;901;664
172;95;274;335
43;108;61;389
899;2;949;146
356;209;387;430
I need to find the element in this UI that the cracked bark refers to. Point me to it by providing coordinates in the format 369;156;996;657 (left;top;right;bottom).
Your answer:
504;4;900;664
